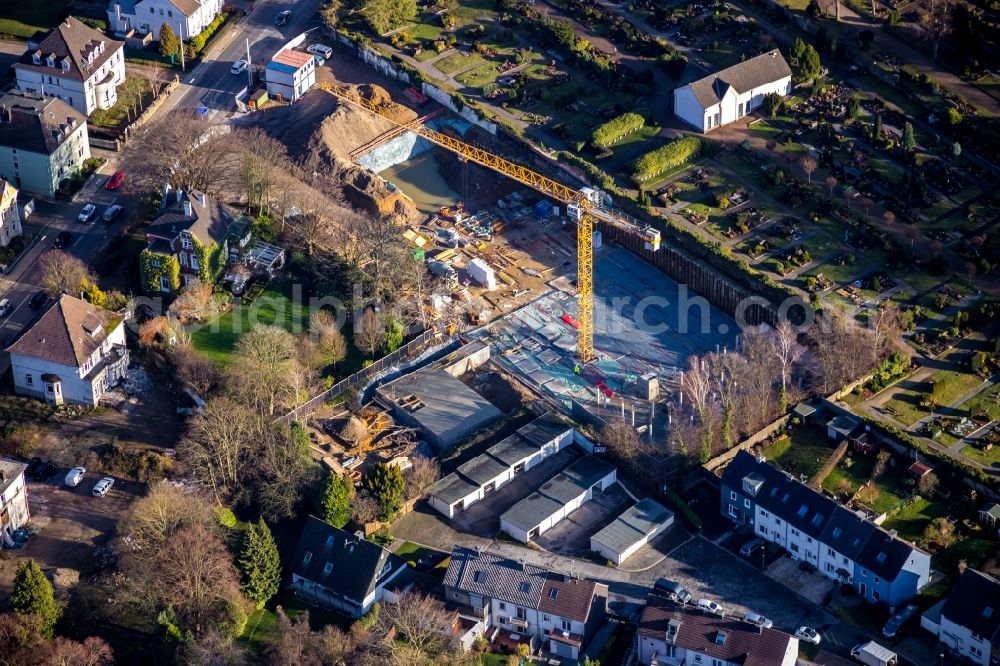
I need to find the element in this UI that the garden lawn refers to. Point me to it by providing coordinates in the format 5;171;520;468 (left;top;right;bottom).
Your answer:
761;425;836;480
961;444;1000;467
882;391;928;426
454;61;500;88
881;496;948;544
928;370;986;407
190;280;313;364
0;0;70;37
956;383;1000;421
241;589;352;654
406;20;444;42
434;51;484;75
89;76;156;129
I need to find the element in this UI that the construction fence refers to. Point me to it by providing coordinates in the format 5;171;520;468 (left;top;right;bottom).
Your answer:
276;329;441;424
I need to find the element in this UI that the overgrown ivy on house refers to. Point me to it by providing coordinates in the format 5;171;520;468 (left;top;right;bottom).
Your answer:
140;250;180;294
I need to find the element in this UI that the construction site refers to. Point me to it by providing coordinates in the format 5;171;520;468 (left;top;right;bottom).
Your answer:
253;62;742;454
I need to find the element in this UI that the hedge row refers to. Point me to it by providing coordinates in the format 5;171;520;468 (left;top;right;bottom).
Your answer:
663;487;702;532
591;112;645;148
185;11;229;58
633;136;701;182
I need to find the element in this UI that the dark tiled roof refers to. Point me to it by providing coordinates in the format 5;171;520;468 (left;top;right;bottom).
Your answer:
638;593;795;666
457;454;509;486
687;49;792;108
6;294;117;367
427;472;479;505
444;546;547;608
941;569;1000;643
590;498;674;555
539;575;604;623
16;17;123;82
502;456;615;532
147;190;232;246
819;506;876;560
290;516;405;603
856;529;919;582
0;91;85;154
487;433;541;467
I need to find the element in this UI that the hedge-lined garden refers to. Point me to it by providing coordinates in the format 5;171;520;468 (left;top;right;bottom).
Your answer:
633;136;702;182
591;113;646;149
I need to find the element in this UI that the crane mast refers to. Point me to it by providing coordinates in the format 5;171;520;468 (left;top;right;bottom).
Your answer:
321;85;662;362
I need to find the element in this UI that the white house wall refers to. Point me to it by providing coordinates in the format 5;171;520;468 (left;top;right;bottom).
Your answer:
938;616;990;666
16;49;125;115
673;74;792;134
108;0;224;39
673;86;704;132
0;471;30;533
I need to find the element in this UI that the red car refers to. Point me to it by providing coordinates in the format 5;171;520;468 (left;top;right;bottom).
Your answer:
105;170;125;190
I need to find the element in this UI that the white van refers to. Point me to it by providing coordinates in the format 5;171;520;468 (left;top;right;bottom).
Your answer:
308;43;333;59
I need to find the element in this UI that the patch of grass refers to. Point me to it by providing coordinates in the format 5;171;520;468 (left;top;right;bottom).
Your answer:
454;61;500;88
434;50;484;75
929;370;986;407
0;0;70;37
406;20;444;42
190;280;313;364
240;589;353;653
882;496;949;544
761;425;836;480
882;392;928;426
89;76;156;129
961;444;1000;466
958;383;1000;422
933;536;997;583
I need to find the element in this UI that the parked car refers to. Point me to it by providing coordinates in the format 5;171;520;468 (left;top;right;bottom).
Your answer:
740;538;765;558
53;230;72;249
0;298;11;317
742;611;773;629
881;603;919;639
696;599;723;615
653;578;692;604
231;59;248;75
312;54;325;66
102;204;123;223
105;170;125;190
795;626;822;645
78;203;97;222
275;10;291;25
92;477;115;497
28;290;48;310
31;461;55;481
308;43;333;59
65;466;86;487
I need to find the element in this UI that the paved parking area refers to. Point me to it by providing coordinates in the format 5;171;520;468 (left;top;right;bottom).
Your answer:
765;554;837;604
0;475;140;603
535;482;631;555
450;447;581;537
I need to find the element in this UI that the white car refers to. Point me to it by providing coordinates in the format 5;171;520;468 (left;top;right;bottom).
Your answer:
78;203;97;222
92;477;115;497
231;59;248;75
308;43;333;59
697;599;723;615
0;298;11;317
795;626;822;645
65;467;86;487
742;611;773;629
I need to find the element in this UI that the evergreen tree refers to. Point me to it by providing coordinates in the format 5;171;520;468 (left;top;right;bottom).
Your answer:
873;113;883;140
846;96;860;121
789;38;821;83
159;23;181;58
363;462;405;522
321;473;355;528
382;316;404;354
237;519;281;610
12;559;61;637
903;122;916;152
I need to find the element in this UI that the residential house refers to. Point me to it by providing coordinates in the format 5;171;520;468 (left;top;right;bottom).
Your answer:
443;546;607;660
721;451;931;606
0;458;30;544
673;49;792;133
0;91;90;197
0;179;22;247
108;0;225;40
427;415;574;518
923;568;1000;666
288;516;409;618
636;591;799;666
6;294;128;406
979;502;1000;528
265;49;316;103
140;188;233;293
14;18;125;116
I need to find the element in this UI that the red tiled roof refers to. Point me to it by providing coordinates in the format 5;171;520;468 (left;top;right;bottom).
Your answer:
272;49;313;69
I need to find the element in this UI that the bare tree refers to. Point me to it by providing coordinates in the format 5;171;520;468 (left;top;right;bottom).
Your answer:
740;329;780;428
601;417;643;461
44;637;115;666
254;424;319;522
311;310;348;367
680;355;713;421
869;303;904;361
882;211;895;228
355;213;408;300
800;155;817;183
825;176;837;197
708;350;747;448
405;455;441;500
39;250;93;296
771;322;805;412
125;110;237;194
170;346;223;396
236;128;289;216
230;325;298;416
915;0;952;60
350;490;380;526
860;197;875;219
354;308;385;358
964;261;977;285
379;593;454;658
169;279;218;323
267;609;356;666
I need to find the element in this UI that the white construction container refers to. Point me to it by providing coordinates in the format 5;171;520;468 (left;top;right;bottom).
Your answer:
467;258;497;290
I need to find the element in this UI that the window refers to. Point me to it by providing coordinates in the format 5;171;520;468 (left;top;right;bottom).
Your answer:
790;543;800;553
827;547;834;556
323;562;333;574
549;588;558;599
971;633;983;642
775;518;782;526
728;505;737;518
499;602;506;610
874;576;880;584
797;504;809;518
150;7;154;13
872;591;880;601
25;374;32;386
831;527;842;539
807;537;812;544
543;615;549;622
473;571;483;583
151;257;162;268
971;646;982;657
181;236;193;249
791;528;799;537
561;619;571;631
760;510;768;518
302;551;312;565
744;499;750;508
759;527;768;536
159;8;164;15
515;607;526;620
730;491;736;500
168;10;173;16
860;568;867;578
190;254;199;270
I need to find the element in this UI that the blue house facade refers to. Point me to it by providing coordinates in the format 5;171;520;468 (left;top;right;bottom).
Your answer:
721;451;930;607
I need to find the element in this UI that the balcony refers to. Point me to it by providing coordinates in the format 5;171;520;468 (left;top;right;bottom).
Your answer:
85;345;129;385
448;602;487;622
509;617;529;630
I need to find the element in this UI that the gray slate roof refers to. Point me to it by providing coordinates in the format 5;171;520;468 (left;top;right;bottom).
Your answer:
457;454;509;486
147;189;232;246
0;91;85;154
502;456;615;531
487;433;542;467
686;49;791;108
17;17;123;82
502;491;567;532
290;516;405;604
426;472;480;504
590;498;673;555
444;546;548;608
941;568;1000;644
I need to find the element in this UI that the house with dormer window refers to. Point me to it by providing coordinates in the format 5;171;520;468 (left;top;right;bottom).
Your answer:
288;516;409;618
5;294;128;406
721;451;930;607
14;18;125;116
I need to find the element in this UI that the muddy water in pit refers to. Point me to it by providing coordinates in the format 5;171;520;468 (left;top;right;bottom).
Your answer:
378;149;462;215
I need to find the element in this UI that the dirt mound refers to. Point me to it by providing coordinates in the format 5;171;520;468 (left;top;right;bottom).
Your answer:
318;103;397;159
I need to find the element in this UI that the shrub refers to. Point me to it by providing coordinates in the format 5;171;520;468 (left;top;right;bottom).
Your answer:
633;136;701;182
185;12;229;58
663;487;702;531
591;112;645;149
218;507;238;529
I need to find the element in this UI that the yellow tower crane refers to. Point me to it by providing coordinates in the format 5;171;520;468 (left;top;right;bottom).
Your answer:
322;85;662;362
